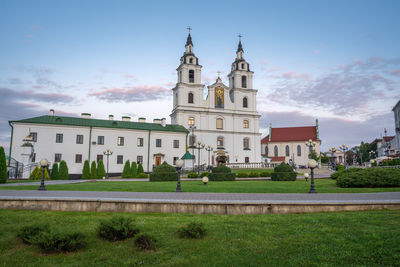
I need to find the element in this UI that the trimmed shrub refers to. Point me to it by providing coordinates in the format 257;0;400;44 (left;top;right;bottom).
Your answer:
331;168;363;180
177;222;206;239
260;171;271;177
208;165;235;181
90;161;97;179
149;162;178;181
29;166;49;180
336;164;345;171
130;162;138;178
336;168;400;188
0;146;6;183
122;160;131;178
82;160;90;179
58;160;69;180
136;173;148;178
51;163;59;180
36;230;86;252
97;160;106;179
200;172;209;178
271;162;296;181
134;234;157;251
137;164;144;174
187;172;198;178
236;172;248;178
249;172;260;177
18;223;48;244
98;216;140;241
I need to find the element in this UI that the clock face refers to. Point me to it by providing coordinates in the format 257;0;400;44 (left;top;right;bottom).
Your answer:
215;87;224;108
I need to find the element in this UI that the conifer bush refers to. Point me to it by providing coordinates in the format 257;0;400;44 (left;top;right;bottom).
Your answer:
208;165;236;181
97;160;106;179
137;164;144;174
130;161;137;178
50;163;58;180
82;160;90;179
122;160;131;178
149;161;178;181
29;166;49;180
187;172;198;178
0;146;7;183
58;160;69;180
200;171;209;178
90;161;97;179
97;216;140;241
271;162;296;181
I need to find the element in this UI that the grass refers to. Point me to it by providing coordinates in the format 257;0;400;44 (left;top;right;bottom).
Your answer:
1;179;400;193
5;179;39;183
0;209;399;266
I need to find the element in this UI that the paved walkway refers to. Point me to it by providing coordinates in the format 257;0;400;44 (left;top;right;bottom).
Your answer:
1;190;399;204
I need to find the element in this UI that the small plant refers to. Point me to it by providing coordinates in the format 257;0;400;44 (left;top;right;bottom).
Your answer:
187;172;198;178
177;222;206;239
18;223;48;244
98;216;140;241
136;173;148;178
200;172;209;178
134;234;157;251
35;230;87;252
336;164;345;171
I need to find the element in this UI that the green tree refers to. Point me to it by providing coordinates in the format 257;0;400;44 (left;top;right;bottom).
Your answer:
122;160;131;178
97;160;106;179
0;146;7;183
137;164;144;174
29;166;49;180
308;149;320;161
58;160;69;180
50;163;59;180
130;161;137;178
90;161;97;179
82;160;90;179
320;152;329;164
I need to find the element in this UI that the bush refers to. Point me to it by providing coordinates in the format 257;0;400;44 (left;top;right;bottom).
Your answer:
331;168;363;180
134;234;157;251
90;161;97;179
97;216;140;241
82;160;90;179
260;171;271;177
97;160;106;179
122;160;131;178
187;172;198;178
248;172;260;177
58;160;69;180
18;223;48;244
271;162;296;181
36;230;86;252
137;164;144;174
29;166;49;180
50;163;58;180
149;162;178;181
336;164;345;171
0;146;6;183
209;165;236;181
200;172;209;178
177;222;206;239
130;162;137;178
136;173;148;178
336;168;400;188
236;172;248;178
211;165;231;173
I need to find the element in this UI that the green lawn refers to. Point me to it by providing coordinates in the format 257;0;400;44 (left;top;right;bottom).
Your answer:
1;179;400;193
0;209;399;266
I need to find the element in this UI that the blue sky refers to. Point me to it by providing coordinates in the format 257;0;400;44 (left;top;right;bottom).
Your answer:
1;0;399;152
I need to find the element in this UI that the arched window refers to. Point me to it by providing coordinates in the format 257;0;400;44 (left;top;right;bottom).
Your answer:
188;92;194;104
216;118;223;129
241;75;247;88
243;97;248;108
243;120;249;128
189;58;193;64
189;70;194;83
265;146;268;156
274;145;278;157
217;136;224;147
297;145;301;156
241;63;245;69
189;135;196;146
188;117;195;126
285;145;290;156
243;138;250;150
245;157;249;163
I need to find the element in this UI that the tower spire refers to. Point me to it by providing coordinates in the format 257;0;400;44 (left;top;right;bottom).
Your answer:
237;34;243;53
185;26;193;47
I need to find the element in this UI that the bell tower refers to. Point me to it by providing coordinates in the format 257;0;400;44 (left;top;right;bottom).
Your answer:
228;34;254;90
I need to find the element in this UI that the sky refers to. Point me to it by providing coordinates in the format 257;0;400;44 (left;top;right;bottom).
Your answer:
1;0;399;153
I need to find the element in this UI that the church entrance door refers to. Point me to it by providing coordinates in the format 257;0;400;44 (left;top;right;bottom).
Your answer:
155;156;161;166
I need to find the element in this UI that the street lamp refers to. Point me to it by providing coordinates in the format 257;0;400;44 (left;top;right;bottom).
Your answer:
308;159;318;193
369;150;376;160
205;146;213;171
103;149;113;179
38;159;48;191
329;147;337;169
304;172;309;182
175;159;184;192
193;141;205;178
338;144;349;167
189;125;196;172
305;139;317;165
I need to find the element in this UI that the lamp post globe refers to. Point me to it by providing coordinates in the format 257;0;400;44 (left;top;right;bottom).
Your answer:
38;158;48;191
175;159;184;192
308;159;317;168
304;172;309;181
176;159;184;168
308;159;317;194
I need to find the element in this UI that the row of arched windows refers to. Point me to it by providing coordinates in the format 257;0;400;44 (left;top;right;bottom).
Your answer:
189;135;249;150
265;145;302;157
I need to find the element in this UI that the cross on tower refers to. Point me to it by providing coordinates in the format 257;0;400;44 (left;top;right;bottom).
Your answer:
238;33;242;41
217;71;221;78
187;26;192;33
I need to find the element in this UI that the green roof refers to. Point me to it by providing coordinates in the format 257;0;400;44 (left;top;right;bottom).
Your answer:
10;115;189;133
181;151;194;160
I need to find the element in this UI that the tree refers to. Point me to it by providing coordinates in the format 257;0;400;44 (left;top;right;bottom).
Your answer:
130;161;137;178
97;160;106;179
90;161;97;179
50;163;59;180
29;166;49;180
58;160;69;180
308;149;320;161
0;146;7;183
122;160;131;178
82;160;90;179
137;164;144;174
320;152;329;164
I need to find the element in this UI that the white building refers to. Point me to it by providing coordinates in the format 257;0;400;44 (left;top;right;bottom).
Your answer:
392;100;400;155
170;33;261;165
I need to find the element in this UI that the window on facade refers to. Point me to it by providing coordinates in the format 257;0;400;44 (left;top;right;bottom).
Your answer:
245;156;249;163
156;139;162;147
189;135;196;146
30;132;37;142
55;153;62;163
241;63;245;69
285;145;290;156
97;136;104;145
243;120;249;128
137;138;144;147
217;136;224;148
243;97;248;108
241;75;247;88
188;92;194;104
216;118;223;129
173;140;179;148
56;134;63;143
188;117;195;126
137;156;143;165
76;135;83;144
31;153;36;162
117;137;124;146
173;157;179;165
189;58;193;64
97;154;103;162
189;70;194;83
297;145;301;156
265;146;268;156
117;155;123;164
75;154;82;163
274;145;278;157
243;138;250;150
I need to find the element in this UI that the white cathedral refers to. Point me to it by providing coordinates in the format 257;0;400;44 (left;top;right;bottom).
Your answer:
8;32;262;177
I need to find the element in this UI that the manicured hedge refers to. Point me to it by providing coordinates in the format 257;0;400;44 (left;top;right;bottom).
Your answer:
208;165;236;181
187;172;198;178
336;168;400;188
149;162;178;181
271;162;296;181
331;168;363;180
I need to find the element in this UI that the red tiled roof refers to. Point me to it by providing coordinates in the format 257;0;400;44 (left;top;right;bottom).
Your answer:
261;126;318;143
269;156;285;162
383;136;395;142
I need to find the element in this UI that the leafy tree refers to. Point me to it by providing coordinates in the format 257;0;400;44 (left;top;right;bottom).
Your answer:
97;160;106;179
58;160;69;180
50;163;59;180
320;152;329;164
130;161;137;178
122;160;131;178
0;146;7;183
82;160;90;179
90;161;97;179
308;149;320;161
137;164;144;174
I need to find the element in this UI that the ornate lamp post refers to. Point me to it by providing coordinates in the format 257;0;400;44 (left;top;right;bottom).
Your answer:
103;149;113;179
308;159;318;193
369;150;376;160
175;159;184;192
305;139;317;165
38;159;48;191
193;141;205;177
338;144;349;167
205;146;213;171
329;147;337;169
189;125;196;172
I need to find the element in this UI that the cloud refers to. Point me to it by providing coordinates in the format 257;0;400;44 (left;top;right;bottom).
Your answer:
0;88;75;104
388;69;400;77
89;85;171;102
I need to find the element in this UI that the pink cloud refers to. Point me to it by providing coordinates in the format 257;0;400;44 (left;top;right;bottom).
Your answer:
89;85;170;102
388;69;400;77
